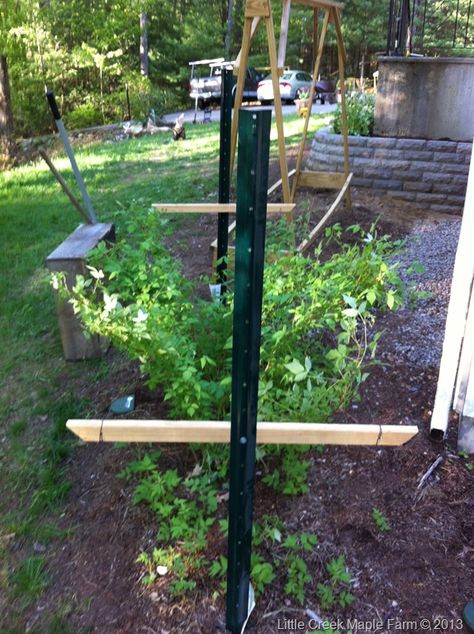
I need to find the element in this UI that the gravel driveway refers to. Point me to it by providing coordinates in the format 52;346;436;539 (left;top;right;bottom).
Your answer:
378;217;461;369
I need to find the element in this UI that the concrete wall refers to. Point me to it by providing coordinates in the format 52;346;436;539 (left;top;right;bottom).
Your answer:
375;57;474;142
307;128;471;214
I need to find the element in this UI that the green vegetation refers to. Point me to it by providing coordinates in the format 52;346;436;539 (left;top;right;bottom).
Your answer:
372;507;391;533
333;93;375;137
1;0;393;138
0;112;329;625
62;216;403;423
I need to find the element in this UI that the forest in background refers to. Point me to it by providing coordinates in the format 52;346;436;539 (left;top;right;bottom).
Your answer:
1;0;388;138
0;0;472;142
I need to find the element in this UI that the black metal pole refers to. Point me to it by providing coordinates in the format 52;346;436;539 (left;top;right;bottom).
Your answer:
217;68;233;296
387;0;396;54
226;108;271;634
125;83;131;121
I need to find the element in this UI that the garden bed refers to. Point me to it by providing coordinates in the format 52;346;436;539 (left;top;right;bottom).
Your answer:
16;185;474;634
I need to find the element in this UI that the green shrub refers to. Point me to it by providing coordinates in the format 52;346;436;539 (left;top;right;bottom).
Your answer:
65;101;103;129
333;93;375;137
56;209;403;425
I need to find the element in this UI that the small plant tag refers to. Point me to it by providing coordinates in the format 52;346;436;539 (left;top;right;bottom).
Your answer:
209;283;222;300
241;583;256;634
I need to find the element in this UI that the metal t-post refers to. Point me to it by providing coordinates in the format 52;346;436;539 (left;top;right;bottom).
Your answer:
226;108;271;634
217;68;234;296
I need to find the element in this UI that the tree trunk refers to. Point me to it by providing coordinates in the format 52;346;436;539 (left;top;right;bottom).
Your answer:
140;12;149;77
225;0;234;57
0;55;17;169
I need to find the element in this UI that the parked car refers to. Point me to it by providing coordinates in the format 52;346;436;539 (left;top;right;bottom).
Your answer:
257;70;313;104
257;70;336;104
189;59;260;109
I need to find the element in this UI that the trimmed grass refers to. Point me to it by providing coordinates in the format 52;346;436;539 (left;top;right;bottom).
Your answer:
0;110;330;627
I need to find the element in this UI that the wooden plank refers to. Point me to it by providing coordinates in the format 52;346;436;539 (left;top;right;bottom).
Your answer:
245;0;270;17
298;170;346;189
292;0;344;9
277;0;292;69
290;8;330;202
265;5;291;210
46;223;115;262
209;176;296;251
297;172;352;254
39;150;92;225
67;419;418;446
234;16;261;71
313;8;320;68
230;16;254;174
332;7;351;208
152;203;295;214
430;144;474;438
268;168;297;196
454;283;474;414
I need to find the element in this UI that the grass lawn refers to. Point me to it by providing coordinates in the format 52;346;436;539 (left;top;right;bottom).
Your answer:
0;111;330;628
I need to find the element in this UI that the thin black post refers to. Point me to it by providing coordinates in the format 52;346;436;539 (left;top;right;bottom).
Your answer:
217;68;233;295
226;108;271;634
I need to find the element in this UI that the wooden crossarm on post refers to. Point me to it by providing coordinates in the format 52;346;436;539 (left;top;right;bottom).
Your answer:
152;203;295;214
67;419;418;446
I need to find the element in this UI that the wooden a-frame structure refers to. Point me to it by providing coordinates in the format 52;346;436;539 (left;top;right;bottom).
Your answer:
208;0;352;260
231;0;351;210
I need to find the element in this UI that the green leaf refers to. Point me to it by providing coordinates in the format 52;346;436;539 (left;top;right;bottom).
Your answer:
285;360;305;375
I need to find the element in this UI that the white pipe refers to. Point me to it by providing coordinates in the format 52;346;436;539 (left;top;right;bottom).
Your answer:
430;140;474;440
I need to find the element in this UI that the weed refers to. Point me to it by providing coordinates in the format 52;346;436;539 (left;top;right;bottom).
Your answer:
317;555;354;610
12;556;48;604
372;507;391;533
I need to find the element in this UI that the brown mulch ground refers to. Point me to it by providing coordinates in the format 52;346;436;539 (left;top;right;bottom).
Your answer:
19;184;474;633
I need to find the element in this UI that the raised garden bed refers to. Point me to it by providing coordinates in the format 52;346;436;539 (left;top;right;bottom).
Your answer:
307;127;471;215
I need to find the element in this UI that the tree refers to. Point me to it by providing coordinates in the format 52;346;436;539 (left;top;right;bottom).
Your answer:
140;11;149;76
0;54;17;169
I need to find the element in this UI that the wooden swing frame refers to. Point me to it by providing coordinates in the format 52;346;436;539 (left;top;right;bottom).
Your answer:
208;0;352;263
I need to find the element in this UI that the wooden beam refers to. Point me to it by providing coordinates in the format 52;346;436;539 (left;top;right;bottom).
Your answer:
234;16;261;71
298;170;347;189
245;0;270;17
153;202;295;214
332;6;351;208
277;0;292;69
67;419;418;446
230;16;254;174
297;172;352;254
39;150;92;225
292;0;344;10
267;168;297;196
265;3;291;209
290;8;330;202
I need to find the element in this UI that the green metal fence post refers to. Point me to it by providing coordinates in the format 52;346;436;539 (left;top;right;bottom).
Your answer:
226;108;272;634
217;67;233;295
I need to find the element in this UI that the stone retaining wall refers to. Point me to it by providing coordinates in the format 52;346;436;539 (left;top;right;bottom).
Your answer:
306;128;472;214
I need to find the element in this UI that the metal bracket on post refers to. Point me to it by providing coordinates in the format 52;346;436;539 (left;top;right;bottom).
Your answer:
226;108;271;634
217;68;234;297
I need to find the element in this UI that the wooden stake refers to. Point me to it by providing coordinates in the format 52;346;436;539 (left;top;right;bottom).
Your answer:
67;419;418;446
39;149;92;225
